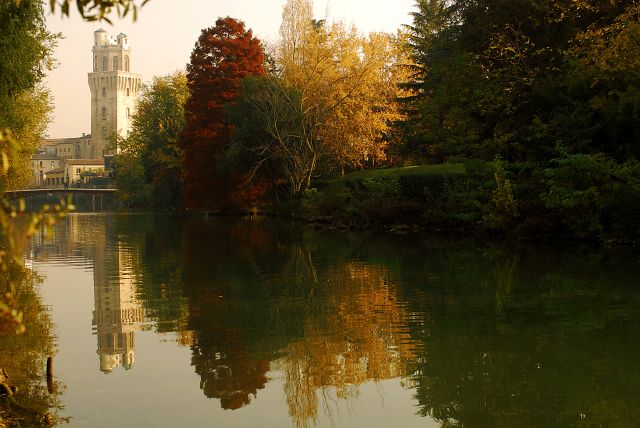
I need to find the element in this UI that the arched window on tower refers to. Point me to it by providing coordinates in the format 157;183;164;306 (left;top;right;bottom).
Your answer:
101;107;107;119
126;87;130;96
102;56;107;71
94;55;98;72
124;56;129;72
101;87;106;97
113;56;119;70
126;108;130;118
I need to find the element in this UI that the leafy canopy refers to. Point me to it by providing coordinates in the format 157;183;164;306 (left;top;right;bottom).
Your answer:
180;17;266;209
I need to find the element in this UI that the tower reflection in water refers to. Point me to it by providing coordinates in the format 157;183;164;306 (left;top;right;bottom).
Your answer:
30;214;146;374
92;239;145;374
66;216;144;374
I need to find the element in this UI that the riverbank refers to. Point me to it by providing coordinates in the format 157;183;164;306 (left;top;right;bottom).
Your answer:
112;157;640;246
250;159;640;246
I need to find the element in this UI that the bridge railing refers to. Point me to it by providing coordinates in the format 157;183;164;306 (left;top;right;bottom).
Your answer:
3;188;117;200
28;184;117;190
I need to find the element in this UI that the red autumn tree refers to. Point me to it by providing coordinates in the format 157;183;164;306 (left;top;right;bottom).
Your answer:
180;17;265;210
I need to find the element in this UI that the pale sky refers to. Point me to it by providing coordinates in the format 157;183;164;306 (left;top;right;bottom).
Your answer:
44;0;415;138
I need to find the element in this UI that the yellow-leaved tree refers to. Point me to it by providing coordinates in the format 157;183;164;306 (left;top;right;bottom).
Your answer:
227;0;406;197
277;0;404;174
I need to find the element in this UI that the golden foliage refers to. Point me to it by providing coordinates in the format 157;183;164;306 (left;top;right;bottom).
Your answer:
1;86;54;190
570;4;640;79
278;263;416;427
277;0;405;172
0;130;71;334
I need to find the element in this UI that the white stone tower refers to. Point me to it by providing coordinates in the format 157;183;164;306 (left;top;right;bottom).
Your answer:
88;29;141;156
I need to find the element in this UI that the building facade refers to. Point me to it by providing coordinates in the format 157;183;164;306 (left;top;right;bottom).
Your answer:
88;29;141;156
45;133;94;160
65;159;106;185
33;134;98;186
44;167;65;187
31;153;63;186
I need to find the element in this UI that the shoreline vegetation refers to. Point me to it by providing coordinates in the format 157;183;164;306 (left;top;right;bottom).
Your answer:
106;1;640;246
295;158;640;245
179;158;639;247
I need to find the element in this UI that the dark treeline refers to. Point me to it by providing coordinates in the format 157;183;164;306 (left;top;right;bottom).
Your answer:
111;0;640;241
405;0;640;163
395;0;640;240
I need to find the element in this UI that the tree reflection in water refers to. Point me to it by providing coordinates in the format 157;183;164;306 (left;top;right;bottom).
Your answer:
177;222;640;427
0;263;63;426
179;219;416;426
191;324;270;410
404;245;640;427
276;262;415;427
23;214;640;428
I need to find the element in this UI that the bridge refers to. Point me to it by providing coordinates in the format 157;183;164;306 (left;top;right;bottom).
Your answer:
3;188;117;200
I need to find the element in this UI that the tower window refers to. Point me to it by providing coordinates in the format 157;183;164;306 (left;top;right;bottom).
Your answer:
102;56;107;71
101;107;107;118
126;88;130;96
102;127;107;138
101;87;106;97
126;107;130;117
94;54;98;71
124;56;129;71
113;56;119;70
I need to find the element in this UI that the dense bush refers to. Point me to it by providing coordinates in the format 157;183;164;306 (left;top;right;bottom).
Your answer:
540;153;640;239
299;164;492;230
296;155;640;242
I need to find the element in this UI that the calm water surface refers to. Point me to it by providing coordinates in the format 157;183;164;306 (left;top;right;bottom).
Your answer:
13;214;640;426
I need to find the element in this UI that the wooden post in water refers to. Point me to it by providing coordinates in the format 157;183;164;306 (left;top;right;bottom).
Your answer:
46;356;55;394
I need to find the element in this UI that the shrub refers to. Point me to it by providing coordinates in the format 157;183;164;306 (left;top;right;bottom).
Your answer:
316;164;490;229
540;153;640;239
300;182;352;221
483;158;519;230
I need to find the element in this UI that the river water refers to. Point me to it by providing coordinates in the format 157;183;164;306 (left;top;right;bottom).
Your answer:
13;213;640;427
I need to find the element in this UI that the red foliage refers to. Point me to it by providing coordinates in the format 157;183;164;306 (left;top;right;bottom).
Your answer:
180;17;266;210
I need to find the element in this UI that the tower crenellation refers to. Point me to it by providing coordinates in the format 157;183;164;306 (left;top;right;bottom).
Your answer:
88;29;141;156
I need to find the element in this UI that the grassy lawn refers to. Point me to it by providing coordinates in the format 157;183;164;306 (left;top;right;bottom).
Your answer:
341;163;467;181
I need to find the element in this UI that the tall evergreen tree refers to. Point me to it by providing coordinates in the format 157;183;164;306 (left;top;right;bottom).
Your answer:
403;0;640;163
180;17;265;210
